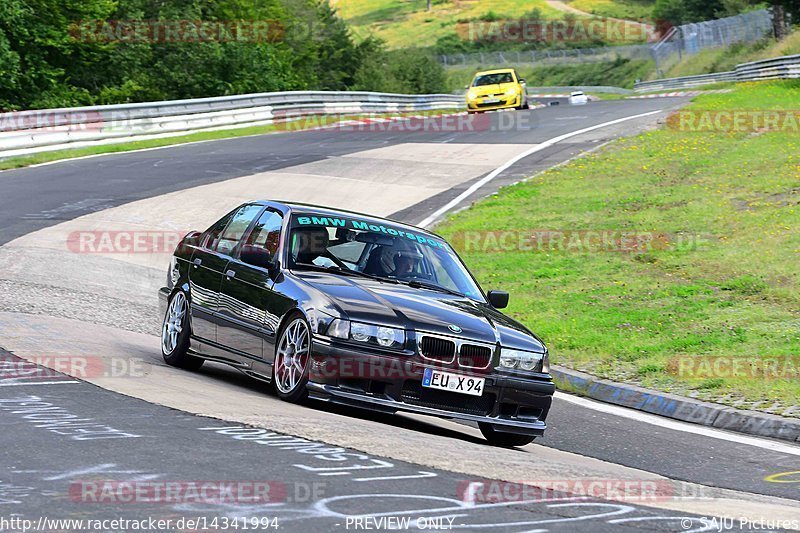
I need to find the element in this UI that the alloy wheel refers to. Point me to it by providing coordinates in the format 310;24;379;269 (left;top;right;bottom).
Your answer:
275;318;310;394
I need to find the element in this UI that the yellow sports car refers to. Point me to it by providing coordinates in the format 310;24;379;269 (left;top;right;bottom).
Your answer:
466;68;528;113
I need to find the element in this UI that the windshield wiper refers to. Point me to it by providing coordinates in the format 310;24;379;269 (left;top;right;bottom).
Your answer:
405;280;465;297
294;263;398;283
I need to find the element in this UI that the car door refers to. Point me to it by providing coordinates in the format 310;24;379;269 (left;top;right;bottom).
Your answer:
217;208;285;364
188;203;263;344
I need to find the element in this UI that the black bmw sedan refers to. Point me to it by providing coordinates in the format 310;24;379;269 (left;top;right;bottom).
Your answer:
159;200;554;446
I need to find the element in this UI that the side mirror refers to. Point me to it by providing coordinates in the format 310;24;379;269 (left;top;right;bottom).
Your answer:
240;245;279;277
518;78;526;84
464;84;469;90
487;290;509;309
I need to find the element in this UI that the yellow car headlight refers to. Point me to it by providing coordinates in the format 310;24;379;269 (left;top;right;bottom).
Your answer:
504;88;518;96
467;92;479;100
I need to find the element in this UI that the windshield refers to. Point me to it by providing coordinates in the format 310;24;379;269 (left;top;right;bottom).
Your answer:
288;213;485;301
472;72;514;86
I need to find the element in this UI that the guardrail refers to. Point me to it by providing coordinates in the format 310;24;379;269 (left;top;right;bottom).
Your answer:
0;91;465;159
634;53;800;91
524;85;633;95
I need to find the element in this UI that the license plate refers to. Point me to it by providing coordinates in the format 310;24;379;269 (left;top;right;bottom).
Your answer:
483;98;500;104
422;368;484;396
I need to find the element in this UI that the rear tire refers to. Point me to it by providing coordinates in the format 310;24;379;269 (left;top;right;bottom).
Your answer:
479;423;536;447
161;291;204;371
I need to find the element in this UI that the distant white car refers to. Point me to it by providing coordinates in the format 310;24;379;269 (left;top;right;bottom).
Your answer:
568;91;589;105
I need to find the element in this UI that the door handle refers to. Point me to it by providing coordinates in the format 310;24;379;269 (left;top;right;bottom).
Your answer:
193;258;202;267
225;269;236;279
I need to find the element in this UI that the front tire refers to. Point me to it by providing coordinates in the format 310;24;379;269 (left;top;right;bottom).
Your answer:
161;291;204;371
479;423;536;447
272;315;311;403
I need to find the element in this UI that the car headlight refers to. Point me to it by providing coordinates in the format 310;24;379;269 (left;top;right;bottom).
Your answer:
467;92;479;100
505;88;518;96
499;348;544;371
327;319;405;349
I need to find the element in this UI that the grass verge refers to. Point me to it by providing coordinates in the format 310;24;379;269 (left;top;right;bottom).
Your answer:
0;110;454;172
436;80;800;416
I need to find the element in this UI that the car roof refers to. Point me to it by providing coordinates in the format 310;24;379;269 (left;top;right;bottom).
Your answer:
473;68;515;76
257;200;447;240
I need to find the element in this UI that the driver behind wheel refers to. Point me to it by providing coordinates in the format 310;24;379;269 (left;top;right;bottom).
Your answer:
391;248;423;279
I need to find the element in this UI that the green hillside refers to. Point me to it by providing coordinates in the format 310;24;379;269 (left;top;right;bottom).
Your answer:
335;0;654;49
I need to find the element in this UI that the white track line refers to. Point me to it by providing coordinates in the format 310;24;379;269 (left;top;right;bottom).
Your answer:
556;392;800;455
417;109;663;228
0;380;81;386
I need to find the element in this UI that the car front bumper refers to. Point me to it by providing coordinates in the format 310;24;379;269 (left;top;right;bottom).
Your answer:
308;337;553;436
466;95;524;112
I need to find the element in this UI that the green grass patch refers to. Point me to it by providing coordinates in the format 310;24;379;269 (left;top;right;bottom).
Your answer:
340;0;587;49
568;0;655;21
436;80;800;412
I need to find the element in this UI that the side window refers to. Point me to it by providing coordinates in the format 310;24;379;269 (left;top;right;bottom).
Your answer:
214;204;263;256
202;211;235;250
244;210;283;256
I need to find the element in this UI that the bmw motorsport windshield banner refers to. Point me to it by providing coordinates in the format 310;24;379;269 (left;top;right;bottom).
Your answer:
295;215;447;250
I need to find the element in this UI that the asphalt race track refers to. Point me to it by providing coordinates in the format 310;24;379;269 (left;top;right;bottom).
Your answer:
1;99;798;532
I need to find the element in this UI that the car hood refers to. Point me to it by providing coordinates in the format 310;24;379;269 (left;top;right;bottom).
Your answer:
295;271;546;352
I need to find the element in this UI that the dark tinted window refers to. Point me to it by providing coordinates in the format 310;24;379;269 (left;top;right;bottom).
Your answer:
472;72;514;86
243;210;283;256
202;210;236;250
213;204;263;256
